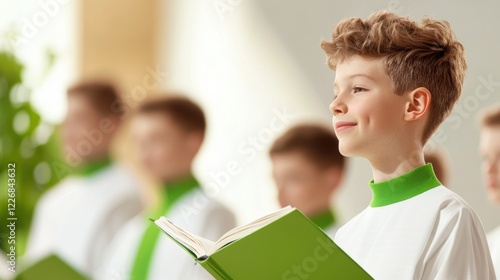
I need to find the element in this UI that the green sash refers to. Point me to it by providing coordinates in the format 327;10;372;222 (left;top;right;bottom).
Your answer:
130;175;199;279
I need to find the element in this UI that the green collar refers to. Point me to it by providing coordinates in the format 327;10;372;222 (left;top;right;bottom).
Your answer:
162;175;200;211
369;164;441;207
147;175;200;218
74;157;112;177
310;210;336;230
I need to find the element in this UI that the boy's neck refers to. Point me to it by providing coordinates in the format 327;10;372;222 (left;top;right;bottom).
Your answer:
162;170;194;186
369;146;426;183
74;156;112;177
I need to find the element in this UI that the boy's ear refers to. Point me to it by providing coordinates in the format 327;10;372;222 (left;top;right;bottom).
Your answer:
186;131;204;154
325;166;343;193
404;87;431;122
110;115;122;129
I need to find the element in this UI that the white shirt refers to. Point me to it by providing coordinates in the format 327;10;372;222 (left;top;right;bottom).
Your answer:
488;225;500;277
335;164;495;280
24;164;143;275
98;188;236;280
336;186;496;280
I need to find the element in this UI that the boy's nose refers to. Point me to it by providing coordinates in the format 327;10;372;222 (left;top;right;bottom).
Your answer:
329;99;346;116
484;160;498;176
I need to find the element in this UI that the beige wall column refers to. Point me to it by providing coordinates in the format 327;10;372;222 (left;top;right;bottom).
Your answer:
79;0;162;92
78;0;165;205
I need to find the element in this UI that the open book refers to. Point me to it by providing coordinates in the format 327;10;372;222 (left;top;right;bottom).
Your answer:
152;206;373;280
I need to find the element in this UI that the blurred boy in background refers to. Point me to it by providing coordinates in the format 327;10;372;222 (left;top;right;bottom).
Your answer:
25;81;143;275
269;124;345;237
479;104;500;274
99;95;236;280
424;147;451;186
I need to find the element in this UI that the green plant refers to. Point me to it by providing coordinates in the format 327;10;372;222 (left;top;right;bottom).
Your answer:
0;51;63;256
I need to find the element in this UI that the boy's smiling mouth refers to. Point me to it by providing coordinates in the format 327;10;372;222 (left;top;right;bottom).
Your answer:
335;121;358;132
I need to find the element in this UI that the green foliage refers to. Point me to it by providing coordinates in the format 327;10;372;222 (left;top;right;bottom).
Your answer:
0;51;64;255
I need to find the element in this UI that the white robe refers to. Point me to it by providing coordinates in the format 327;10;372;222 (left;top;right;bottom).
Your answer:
335;186;496;280
488;225;500;276
24;164;143;276
98;188;236;280
0;251;10;280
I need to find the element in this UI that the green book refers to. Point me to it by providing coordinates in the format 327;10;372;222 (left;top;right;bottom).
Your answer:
151;206;373;280
14;254;89;280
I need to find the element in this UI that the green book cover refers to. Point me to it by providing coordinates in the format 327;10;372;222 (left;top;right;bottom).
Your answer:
152;207;373;280
14;254;89;280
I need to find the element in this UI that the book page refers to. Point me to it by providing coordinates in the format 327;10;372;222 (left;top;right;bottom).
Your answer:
154;218;212;257
153;206;294;257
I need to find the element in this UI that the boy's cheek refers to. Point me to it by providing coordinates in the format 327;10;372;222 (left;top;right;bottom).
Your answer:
490;188;500;203
277;190;292;207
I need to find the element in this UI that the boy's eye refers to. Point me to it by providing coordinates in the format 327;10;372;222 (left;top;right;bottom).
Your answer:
353;87;366;93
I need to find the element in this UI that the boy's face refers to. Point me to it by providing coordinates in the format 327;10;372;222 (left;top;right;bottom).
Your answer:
61;94;116;163
479;127;500;203
271;151;338;216
132;112;199;182
329;55;408;158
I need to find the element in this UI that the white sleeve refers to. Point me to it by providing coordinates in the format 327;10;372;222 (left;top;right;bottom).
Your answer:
87;194;143;273
24;193;55;261
421;207;497;280
94;217;144;280
487;228;500;279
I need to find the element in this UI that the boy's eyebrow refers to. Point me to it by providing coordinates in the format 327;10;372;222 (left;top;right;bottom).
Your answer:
347;73;377;82
333;73;377;88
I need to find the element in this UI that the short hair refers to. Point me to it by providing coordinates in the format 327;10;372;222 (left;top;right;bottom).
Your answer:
137;95;206;134
479;104;500;128
68;80;124;118
321;11;467;142
269;124;345;169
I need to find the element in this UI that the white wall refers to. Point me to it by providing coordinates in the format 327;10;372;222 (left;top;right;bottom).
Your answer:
0;0;77;124
162;0;500;230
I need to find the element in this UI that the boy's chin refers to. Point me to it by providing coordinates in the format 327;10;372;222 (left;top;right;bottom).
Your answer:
338;144;358;157
489;193;500;205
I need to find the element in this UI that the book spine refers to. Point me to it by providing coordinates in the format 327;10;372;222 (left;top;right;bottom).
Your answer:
198;258;231;280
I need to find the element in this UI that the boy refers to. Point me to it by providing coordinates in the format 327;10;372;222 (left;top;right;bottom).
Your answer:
321;11;495;279
99;95;236;280
479;104;500;274
269;124;345;237
25;81;143;275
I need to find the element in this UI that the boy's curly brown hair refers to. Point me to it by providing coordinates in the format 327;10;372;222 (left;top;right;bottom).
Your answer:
321;11;467;142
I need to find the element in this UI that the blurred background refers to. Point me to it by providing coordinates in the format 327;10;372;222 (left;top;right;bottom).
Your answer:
1;0;499;257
